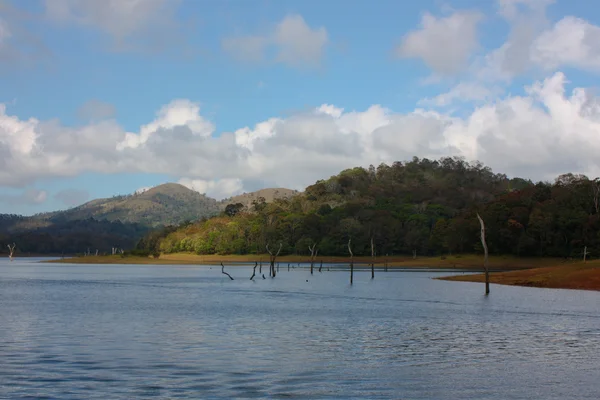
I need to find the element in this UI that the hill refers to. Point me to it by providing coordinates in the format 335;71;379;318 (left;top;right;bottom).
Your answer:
47;183;220;227
142;157;538;256
138;157;600;261
219;188;299;210
0;183;297;255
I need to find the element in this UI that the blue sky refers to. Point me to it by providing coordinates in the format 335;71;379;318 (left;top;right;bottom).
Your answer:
1;0;600;215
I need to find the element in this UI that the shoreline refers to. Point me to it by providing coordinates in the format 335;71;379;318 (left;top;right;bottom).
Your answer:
46;253;563;270
438;261;600;291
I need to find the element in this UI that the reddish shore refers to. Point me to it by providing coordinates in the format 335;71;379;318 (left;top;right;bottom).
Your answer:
439;261;600;291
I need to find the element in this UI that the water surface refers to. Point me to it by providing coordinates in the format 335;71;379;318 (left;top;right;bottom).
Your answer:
1;258;599;399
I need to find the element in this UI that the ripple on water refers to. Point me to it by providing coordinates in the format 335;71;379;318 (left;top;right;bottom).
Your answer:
0;264;599;399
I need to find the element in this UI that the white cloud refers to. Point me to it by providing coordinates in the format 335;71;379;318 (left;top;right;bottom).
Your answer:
396;11;483;76
178;178;244;200
135;186;151;194
222;14;328;68
43;0;180;51
419;83;502;107
1;72;600;199
532;17;600;72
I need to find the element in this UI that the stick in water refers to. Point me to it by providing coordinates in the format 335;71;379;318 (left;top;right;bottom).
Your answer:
221;262;234;280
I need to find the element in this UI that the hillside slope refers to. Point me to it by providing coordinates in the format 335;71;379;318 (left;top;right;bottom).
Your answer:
219;188;299;210
48;183;220;227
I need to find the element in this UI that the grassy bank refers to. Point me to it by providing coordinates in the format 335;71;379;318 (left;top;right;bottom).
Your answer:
439;260;600;291
47;253;560;270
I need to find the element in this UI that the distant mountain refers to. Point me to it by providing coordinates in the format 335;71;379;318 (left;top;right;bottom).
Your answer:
0;183;297;255
47;183;221;228
219;188;300;210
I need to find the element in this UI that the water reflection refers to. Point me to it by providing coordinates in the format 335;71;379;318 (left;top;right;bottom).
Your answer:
0;260;599;399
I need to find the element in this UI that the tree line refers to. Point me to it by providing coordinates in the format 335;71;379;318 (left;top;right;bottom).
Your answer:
134;157;600;259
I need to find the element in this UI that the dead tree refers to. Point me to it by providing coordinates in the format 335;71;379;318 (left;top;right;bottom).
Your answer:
309;243;318;275
250;262;258;280
221;262;234;280
348;238;354;285
7;243;16;261
583;246;589;263
476;213;490;295
370;237;375;279
319;260;323;273
266;243;282;278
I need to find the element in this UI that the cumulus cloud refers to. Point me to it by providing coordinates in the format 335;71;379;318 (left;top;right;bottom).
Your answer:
426;1;600;108
222;14;328;68
1;72;600;198
54;189;89;207
532;17;600;72
178;178;244;200
396;10;483;76
0;188;47;205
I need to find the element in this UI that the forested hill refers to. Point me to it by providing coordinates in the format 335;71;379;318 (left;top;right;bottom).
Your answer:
136;157;600;259
0;183;295;255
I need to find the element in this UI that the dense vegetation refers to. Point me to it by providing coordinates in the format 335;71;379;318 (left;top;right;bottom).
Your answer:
136;157;600;259
0;183;293;256
0;215;149;255
43;183;221;227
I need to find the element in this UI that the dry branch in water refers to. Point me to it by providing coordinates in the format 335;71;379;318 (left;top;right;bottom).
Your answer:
221;262;234;280
266;242;282;277
370;237;375;279
476;213;490;295
250;261;258;280
348;238;354;285
309;243;318;275
7;243;16;261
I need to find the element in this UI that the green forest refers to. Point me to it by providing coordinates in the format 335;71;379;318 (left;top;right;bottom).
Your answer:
136;157;600;259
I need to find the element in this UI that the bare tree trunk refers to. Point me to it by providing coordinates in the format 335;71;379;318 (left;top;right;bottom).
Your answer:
266;243;282;278
370;237;375;279
319;260;323;273
348;238;354;285
476;213;490;295
221;262;234;280
309;243;318;275
584;246;588;263
250;262;258;280
7;243;16;261
259;259;262;274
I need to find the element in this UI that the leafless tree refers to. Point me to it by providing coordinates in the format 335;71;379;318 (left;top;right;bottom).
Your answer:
7;243;16;261
266;242;282;277
348;238;354;285
309;243;318;275
476;213;490;295
221;262;234;280
250;262;258;280
370;237;375;279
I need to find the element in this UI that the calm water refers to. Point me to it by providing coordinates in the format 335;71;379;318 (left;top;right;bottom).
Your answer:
0;258;599;399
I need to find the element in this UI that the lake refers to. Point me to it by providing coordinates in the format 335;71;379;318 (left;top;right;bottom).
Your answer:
1;258;599;399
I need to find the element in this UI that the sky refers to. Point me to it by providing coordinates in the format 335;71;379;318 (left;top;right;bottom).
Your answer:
1;0;600;215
